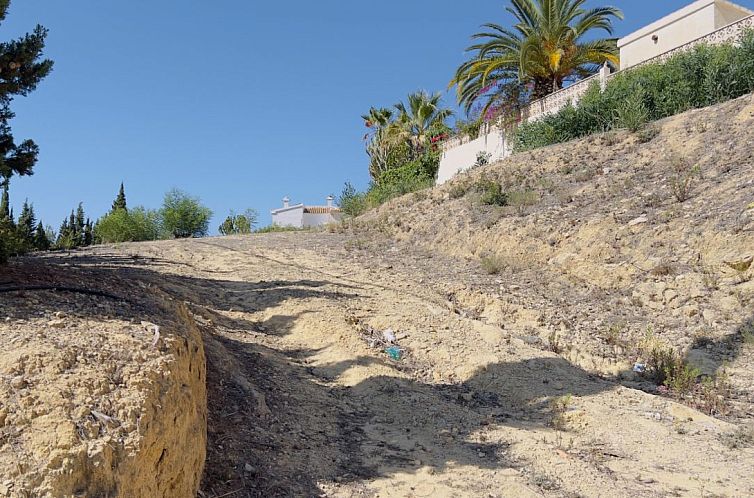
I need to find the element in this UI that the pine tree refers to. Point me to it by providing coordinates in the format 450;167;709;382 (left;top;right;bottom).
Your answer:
16;199;35;248
33;221;50;250
0;184;9;220
0;3;54;185
111;182;127;212
75;203;85;233
83;218;93;246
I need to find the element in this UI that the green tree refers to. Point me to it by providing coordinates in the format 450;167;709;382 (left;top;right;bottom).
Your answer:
94;206;160;243
451;0;622;116
111;182;127;212
33;221;49;250
83;219;93;246
218;209;258;235
0;1;54;185
0;184;9;220
394;91;453;156
362;92;451;182
15;199;35;249
159;189;212;239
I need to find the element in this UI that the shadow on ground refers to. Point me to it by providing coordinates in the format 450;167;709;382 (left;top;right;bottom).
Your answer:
1;252;751;497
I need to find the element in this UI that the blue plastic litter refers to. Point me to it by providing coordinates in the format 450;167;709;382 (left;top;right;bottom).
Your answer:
385;346;402;360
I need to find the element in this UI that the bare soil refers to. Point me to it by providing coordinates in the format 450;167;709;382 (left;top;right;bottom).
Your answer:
2;94;754;497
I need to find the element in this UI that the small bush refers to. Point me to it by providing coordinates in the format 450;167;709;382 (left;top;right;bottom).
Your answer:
549;394;573;431
636;124;660;143
613;90;649;132
480;254;505;274
719;426;754;449
664;360;701;396
256;224;305;233
698;371;731;416
638;330;699;394
474;151;492;168
508;189;540;215
339;182;368;218
448;181;470;199
476;179;508;206
668;154;701;203
741;320;754;346
547;331;563;354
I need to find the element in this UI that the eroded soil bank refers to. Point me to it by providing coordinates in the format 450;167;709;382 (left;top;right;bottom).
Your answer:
0;257;206;497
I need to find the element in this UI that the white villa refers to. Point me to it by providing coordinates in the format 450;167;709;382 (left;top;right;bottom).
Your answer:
618;0;752;69
270;195;342;228
436;0;754;185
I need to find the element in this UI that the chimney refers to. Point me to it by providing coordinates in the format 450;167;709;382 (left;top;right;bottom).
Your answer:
282;196;290;208
326;195;334;208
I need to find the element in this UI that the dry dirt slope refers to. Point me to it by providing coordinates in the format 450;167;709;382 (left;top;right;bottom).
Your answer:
0;94;752;497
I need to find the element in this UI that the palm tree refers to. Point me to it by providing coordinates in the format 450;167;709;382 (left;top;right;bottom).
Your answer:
361;92;452;181
451;0;623;116
393;91;453;155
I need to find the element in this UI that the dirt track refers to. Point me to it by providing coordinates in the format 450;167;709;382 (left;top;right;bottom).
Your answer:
40;232;745;498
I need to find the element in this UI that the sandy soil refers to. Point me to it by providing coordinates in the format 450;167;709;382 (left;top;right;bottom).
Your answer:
17;230;746;498
1;93;753;497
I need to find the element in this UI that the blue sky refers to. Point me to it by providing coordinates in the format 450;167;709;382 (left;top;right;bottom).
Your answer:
3;0;752;230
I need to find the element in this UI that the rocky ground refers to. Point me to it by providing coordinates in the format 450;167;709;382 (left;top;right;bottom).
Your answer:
1;94;753;497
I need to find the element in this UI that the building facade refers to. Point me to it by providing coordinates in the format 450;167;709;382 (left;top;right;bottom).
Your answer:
436;0;754;185
618;0;752;69
270;196;342;228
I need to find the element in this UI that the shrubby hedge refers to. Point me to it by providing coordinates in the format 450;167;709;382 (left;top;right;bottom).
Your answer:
94;207;160;243
339;150;439;217
513;30;754;151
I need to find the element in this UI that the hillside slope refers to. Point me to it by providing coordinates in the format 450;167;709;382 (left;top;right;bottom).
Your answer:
353;93;754;417
0;94;752;498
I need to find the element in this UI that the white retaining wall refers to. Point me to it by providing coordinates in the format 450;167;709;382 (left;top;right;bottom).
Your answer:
437;127;509;185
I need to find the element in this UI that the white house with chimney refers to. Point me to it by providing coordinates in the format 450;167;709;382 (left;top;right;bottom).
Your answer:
436;0;754;185
270;196;342;228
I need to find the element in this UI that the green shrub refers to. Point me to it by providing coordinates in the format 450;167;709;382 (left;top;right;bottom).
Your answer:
256;224;305;233
636;124;660;143
480;254;506;274
614;90;649;132
218;209;258;235
476;179;508;206
339;182;368;217
513;33;754;152
667;153;701;203
159;189;212;239
508;189;540;215
94;207;160;243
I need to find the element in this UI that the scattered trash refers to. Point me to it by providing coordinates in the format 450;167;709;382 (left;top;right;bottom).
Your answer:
385;346;402;360
351;318;408;360
382;328;396;344
632;362;646;373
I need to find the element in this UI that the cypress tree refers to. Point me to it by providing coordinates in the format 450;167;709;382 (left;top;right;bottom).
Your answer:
111;182;127;212
0;3;54;185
